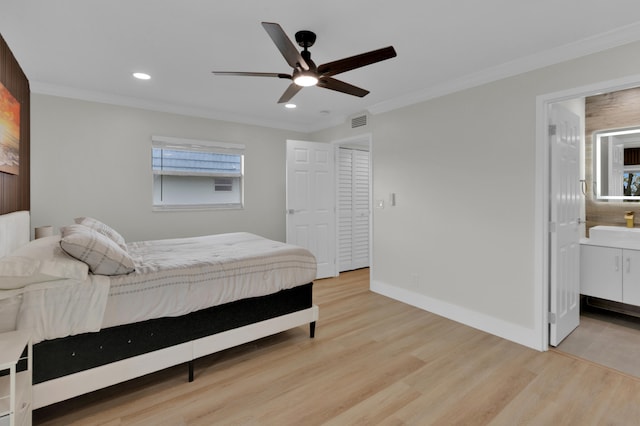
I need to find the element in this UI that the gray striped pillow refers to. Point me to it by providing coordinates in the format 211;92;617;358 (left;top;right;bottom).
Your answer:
60;225;135;276
74;217;127;251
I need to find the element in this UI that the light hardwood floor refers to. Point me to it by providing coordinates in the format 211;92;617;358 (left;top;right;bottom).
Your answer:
34;268;640;425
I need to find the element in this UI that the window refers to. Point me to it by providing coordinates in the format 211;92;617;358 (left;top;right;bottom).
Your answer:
624;171;640;196
152;136;244;210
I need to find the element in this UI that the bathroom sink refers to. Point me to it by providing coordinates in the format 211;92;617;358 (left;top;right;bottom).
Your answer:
588;226;640;243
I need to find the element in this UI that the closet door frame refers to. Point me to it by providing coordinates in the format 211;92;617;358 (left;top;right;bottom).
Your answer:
332;134;372;273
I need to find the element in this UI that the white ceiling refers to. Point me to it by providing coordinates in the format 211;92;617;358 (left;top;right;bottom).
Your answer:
3;1;640;133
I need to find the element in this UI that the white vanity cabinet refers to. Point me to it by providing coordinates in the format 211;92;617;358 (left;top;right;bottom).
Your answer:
580;243;640;306
623;248;640;306
580;245;623;302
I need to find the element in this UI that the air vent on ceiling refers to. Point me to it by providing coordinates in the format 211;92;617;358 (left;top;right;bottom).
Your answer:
351;114;368;128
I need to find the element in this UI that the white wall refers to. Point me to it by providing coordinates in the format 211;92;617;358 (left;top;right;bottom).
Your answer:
30;40;640;350
30;95;307;242
313;40;640;349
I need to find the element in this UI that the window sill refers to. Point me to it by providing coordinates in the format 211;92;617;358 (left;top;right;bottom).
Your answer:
152;203;243;212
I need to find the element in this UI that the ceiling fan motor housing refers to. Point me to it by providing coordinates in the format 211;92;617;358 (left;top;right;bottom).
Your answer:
295;30;316;48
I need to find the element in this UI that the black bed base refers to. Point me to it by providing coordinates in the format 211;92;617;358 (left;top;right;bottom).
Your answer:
33;283;314;384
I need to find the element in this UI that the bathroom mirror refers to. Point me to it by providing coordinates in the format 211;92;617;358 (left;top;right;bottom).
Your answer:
594;126;640;201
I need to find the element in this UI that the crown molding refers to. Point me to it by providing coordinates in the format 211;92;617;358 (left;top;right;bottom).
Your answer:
368;21;640;115
30;21;640;133
28;82;321;134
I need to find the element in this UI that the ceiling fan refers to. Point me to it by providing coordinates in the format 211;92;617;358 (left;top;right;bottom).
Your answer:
212;22;397;104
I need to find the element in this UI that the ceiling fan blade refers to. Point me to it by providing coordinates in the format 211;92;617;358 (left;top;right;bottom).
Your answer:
317;77;369;97
317;46;397;77
212;71;292;79
277;83;303;103
261;22;309;71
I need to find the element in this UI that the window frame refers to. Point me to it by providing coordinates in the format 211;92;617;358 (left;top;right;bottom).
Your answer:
151;135;245;211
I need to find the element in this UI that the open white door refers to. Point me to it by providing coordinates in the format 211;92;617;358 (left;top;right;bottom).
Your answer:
286;140;336;279
549;104;582;346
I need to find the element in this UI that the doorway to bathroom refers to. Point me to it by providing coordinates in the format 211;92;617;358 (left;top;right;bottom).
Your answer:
540;74;640;374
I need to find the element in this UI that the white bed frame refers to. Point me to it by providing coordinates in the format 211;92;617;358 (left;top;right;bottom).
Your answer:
34;306;318;408
0;211;319;409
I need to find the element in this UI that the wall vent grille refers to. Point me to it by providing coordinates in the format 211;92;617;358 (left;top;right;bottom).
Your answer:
351;114;368;128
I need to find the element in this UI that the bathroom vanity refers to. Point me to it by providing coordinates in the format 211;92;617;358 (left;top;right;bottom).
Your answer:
581;226;640;306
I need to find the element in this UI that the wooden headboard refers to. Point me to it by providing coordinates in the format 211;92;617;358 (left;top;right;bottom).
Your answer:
0;210;30;257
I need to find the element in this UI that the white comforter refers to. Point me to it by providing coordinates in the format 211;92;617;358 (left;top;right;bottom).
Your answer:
16;275;110;343
102;232;317;328
2;232;316;343
0;234;111;343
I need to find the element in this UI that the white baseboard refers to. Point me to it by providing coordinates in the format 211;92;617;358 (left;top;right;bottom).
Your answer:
370;280;541;351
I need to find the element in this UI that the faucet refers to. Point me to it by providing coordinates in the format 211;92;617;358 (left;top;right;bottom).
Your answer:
625;211;634;228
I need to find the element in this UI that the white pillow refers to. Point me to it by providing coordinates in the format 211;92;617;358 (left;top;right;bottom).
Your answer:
60;225;135;276
0;235;89;290
74;216;127;251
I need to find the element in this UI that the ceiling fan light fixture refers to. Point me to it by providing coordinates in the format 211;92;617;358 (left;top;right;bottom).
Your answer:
293;73;318;87
133;72;151;80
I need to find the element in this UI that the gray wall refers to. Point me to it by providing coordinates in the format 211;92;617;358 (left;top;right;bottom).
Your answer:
30;95;307;242
312;40;640;349
30;39;640;350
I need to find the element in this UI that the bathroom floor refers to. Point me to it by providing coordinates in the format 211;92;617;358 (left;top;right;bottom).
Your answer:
556;303;640;378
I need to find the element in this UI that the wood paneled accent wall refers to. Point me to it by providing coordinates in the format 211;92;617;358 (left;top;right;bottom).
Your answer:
0;33;30;214
585;87;640;230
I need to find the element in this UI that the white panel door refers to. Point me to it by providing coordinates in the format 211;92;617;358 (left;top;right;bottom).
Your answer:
286;140;336;279
337;148;354;270
549;104;582;346
337;148;370;272
352;149;370;270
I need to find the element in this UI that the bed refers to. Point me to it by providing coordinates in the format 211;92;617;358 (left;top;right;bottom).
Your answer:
0;211;318;409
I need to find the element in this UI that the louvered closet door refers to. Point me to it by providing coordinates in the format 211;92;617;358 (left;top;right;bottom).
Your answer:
338;148;370;272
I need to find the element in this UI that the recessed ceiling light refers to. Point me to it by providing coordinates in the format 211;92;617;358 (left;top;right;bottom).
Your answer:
133;72;151;80
285;103;297;109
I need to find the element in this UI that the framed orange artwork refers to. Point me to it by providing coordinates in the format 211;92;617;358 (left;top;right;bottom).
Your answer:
0;81;20;175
